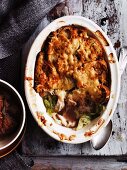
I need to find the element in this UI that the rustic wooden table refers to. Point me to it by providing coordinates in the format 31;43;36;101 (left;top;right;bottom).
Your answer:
2;0;127;169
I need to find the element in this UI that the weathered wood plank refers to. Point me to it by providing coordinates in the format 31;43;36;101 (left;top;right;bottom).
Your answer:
21;0;127;156
30;156;127;170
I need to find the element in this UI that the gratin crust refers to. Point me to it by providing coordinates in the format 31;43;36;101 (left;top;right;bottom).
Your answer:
34;25;111;128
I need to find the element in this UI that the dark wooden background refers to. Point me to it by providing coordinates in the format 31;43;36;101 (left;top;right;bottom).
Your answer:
2;0;127;169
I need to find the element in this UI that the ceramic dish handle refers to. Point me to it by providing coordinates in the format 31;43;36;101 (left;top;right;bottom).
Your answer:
119;47;127;76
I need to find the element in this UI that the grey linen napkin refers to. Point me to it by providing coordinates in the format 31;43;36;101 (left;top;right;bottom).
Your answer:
0;0;62;169
0;151;33;170
0;0;62;86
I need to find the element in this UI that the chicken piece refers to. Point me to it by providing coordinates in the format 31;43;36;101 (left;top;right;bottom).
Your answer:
55;90;66;112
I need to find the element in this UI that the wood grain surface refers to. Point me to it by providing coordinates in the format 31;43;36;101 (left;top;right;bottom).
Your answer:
30;156;127;170
21;0;127;169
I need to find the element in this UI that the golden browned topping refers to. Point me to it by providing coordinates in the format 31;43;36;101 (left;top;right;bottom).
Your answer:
34;25;111;130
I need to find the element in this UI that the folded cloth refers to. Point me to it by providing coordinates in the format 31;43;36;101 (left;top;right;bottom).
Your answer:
0;0;62;86
0;151;33;170
0;0;62;59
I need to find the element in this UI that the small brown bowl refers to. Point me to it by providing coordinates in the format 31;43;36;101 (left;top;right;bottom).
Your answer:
0;79;26;157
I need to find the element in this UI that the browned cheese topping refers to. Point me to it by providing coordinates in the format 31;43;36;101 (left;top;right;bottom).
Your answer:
34;25;111;129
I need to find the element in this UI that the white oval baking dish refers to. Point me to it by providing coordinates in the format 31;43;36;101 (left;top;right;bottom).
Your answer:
24;16;120;144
